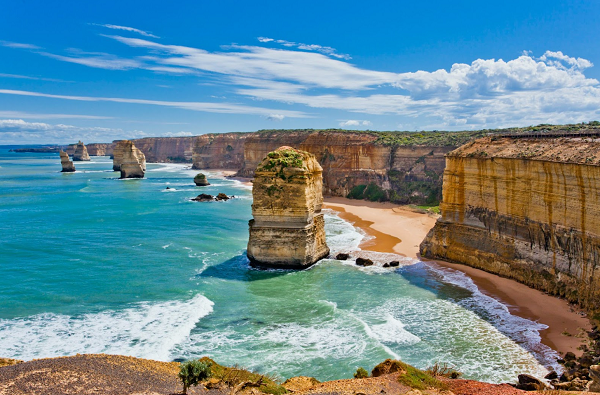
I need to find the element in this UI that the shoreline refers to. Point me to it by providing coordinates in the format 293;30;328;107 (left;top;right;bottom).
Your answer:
323;197;592;359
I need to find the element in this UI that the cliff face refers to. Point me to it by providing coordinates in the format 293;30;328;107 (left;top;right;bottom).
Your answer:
86;143;114;157
421;135;600;310
113;140;146;178
247;147;330;268
59;151;75;172
191;133;248;169
72;141;91;161
133;137;195;163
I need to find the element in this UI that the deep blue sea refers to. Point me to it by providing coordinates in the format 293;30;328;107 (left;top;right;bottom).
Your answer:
0;147;560;383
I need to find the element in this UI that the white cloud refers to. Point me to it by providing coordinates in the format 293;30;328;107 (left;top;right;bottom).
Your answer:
0;89;309;118
93;24;159;38
258;37;351;59
340;120;372;127
0;119;146;144
0;73;70;82
38;50;142;70
267;114;285;121
0;41;41;49
162;131;193;137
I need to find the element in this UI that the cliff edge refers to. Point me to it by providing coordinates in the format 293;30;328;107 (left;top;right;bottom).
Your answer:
421;132;600;312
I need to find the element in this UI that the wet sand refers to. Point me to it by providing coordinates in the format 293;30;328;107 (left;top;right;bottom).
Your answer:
324;197;592;358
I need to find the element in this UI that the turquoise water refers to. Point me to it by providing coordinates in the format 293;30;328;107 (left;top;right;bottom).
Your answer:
0;148;559;383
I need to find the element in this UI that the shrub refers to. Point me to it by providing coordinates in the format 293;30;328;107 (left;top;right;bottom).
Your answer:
354;367;369;379
347;184;367;199
179;359;212;394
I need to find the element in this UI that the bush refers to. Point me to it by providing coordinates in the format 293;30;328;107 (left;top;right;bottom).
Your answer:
347;184;367;199
354;367;369;379
179;359;212;394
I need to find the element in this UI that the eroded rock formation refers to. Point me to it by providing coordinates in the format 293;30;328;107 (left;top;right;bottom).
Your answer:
247;146;330;268
59;150;75;172
194;173;210;186
420;134;600;310
72;141;90;161
115;140;146;179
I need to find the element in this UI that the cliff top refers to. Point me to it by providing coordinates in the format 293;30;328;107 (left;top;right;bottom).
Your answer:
449;127;600;165
255;146;321;175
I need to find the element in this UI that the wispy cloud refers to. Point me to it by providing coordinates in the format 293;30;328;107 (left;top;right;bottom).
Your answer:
257;37;351;60
38;49;142;70
340;120;372;127
92;23;159;38
267;114;285;121
0;89;309;118
0;73;71;82
0;111;112;120
0;41;41;50
0;119;146;144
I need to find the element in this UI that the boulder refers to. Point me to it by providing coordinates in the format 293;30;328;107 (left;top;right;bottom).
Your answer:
247;147;330;269
564;352;577;361
194;173;210;186
383;263;390;268
389;260;400;267
282;376;320;392
335;253;350;260
588;364;600;392
355;257;374;267
59;150;75;172
544;371;558;380
215;193;230;201
516;374;546;391
72;141;90;161
192;194;214;202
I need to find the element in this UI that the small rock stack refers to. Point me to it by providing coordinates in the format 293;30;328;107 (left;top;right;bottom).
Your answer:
194;173;210;186
247;146;329;269
72;141;91;161
59;150;75;172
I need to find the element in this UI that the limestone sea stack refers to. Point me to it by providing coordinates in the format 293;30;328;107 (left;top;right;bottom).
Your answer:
247;146;330;269
116;140;146;179
59;150;75;172
72;141;91;161
194;173;210;186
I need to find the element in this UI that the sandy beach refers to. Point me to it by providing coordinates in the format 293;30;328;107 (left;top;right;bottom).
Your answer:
324;197;592;358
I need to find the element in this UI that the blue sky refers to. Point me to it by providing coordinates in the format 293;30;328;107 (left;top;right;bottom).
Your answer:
1;0;600;144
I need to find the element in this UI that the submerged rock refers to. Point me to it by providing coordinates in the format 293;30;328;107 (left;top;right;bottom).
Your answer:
59;150;75;172
247;146;330;269
192;193;214;202
115;140;146;179
72;141;91;161
194;173;210;186
336;253;350;260
215;193;230;201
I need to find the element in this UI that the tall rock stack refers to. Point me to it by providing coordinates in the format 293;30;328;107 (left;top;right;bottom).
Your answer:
59;150;75;172
116;140;146;179
72;141;91;161
247;146;330;269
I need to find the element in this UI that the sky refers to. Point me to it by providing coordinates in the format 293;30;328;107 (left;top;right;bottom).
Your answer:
1;0;600;144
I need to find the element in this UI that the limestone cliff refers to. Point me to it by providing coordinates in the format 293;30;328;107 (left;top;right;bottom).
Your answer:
132;137;195;163
114;140;146;178
59;151;75;172
420;133;600;310
72;141;91;161
247;147;330;268
86;143;114;157
191;132;248;169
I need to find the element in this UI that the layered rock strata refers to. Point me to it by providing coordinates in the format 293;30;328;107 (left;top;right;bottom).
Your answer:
115;140;146;178
194;173;210;186
247;146;330;269
72;141;90;161
420;135;600;310
59;150;75;172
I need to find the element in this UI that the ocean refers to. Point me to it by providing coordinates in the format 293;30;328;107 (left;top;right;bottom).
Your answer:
0;148;560;383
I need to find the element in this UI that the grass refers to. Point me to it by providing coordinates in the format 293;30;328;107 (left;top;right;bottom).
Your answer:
396;361;448;391
415;205;440;214
198;357;287;394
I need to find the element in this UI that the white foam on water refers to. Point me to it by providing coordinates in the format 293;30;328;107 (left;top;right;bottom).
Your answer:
0;294;214;361
323;209;365;253
361;312;422;346
424;263;561;373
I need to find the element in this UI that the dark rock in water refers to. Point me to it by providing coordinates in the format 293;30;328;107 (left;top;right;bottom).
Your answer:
166;187;170;190
192;193;214;202
336;253;350;260
544;371;558;380
215;193;230;201
383;263;390;268
194;173;210;186
389;260;400;267
355;257;373;267
516;374;545;391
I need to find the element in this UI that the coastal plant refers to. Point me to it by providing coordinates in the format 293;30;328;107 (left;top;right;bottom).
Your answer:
178;359;212;394
426;362;462;379
354;367;369;379
203;358;287;394
396;361;448;390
